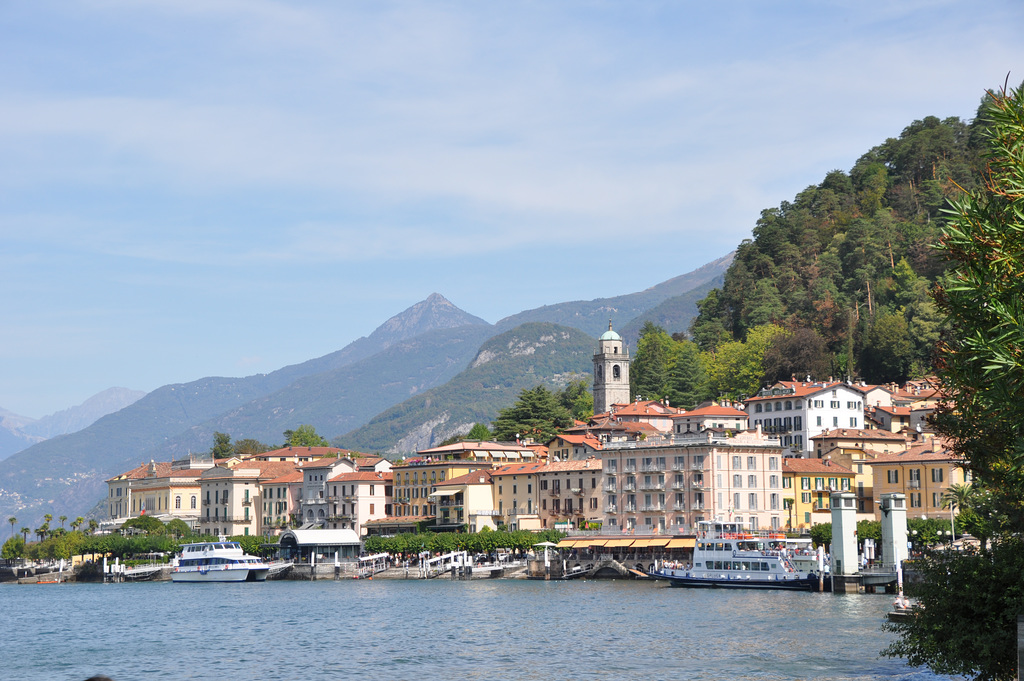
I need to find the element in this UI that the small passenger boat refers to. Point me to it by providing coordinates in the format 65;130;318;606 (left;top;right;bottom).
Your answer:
652;521;823;591
172;541;270;582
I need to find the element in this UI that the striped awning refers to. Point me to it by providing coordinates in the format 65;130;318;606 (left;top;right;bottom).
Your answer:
604;538;634;547
556;539;577;548
666;538;696;549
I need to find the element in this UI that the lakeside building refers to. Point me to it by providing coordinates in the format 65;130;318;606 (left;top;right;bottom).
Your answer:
490;462;544;530
866;436;968;521
546;433;602;461
383;441;537;531
260;470;303;535
599;427;786;534
198;461;299;537
322;470;393;535
811;428;910;514
602;399;680;432
744;380;866;454
536;457;603;530
781;457;855;530
104;454;214;530
431;469;498;531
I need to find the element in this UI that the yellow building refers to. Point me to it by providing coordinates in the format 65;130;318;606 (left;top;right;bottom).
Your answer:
105;456;212;529
811;428;910;514
490;462;544;531
866;436;967;520
782;458;855;530
537;458;603;530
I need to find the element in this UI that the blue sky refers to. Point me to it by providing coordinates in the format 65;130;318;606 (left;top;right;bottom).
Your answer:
2;1;1022;418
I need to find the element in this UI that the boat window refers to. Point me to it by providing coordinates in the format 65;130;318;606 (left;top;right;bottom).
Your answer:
715;542;724;551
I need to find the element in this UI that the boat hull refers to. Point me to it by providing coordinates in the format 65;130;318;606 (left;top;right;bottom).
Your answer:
172;567;270;583
656;571;819;591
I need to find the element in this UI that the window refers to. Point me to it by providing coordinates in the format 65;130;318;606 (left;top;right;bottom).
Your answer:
770;493;780;510
910;493;922;508
175;496;181;509
370;503;375;514
887;469;899;484
765;403;773;412
833;417;839;427
748;493;758;510
768;457;779;471
785;400;792;410
748;475;757;488
801;477;810;490
931;468;944;483
191;496;197;509
732;456;742;469
733;474;742;487
841;478;850;491
830;401;840;409
794;416;802;430
850;417;858;427
816;416;822;426
769;475;779;488
813;400;824;408
782;477;792;489
733;493;741;509
801;492;811;503
755;403;763;413
747;456;756;470
612;365;621;379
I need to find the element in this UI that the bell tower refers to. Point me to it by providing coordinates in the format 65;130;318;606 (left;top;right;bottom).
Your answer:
593;321;630;415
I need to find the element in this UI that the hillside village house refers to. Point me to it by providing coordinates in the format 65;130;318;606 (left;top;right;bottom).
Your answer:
602;399;680;432
744;380;866;454
546;433;602;461
323;470;392;535
866;436;968;521
781;458;855;530
431;469;497;531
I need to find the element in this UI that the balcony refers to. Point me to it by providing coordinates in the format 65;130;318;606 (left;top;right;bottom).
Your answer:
639;504;665;512
908;480;921;490
691;503;705;511
671;463;687;471
548;487;562;497
671;480;687;490
639;481;664;490
604;505;618;514
624;504;637;513
570;487;584;496
471;509;501;516
603;482;618;493
673;503;687;511
691;463;705;471
640;463;663;472
691;481;706;489
624;466;637;474
241;498;252;506
623;482;636;492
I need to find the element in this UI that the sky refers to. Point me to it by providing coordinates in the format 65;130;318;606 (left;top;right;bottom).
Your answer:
2;1;1022;419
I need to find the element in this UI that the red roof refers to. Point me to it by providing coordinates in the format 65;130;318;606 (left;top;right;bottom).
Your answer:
745;380;845;402
490;463;545;477
328;471;393;483
537;458;602;473
783;459;854;475
869;438;961;464
671;405;747;418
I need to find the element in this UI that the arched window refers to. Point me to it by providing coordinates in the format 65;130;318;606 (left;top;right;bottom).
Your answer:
317;509;325;519
190;496;197;509
613;365;621;379
785;401;792;410
597;365;603;380
175;496;181;509
307;510;314;521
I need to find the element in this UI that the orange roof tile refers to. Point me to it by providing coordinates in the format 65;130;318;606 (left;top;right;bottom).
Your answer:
782;459;854;475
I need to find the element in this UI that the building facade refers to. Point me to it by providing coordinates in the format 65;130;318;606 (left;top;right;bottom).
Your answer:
592;323;630;415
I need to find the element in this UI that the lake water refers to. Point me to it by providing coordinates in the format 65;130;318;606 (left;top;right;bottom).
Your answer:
3;579;954;681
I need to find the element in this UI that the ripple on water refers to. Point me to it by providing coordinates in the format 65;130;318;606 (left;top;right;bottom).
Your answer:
2;580;957;681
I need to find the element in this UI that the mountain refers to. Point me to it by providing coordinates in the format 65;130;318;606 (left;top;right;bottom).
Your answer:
618;274;725;345
147;323;496;458
0;293;490;525
19;387;147;440
495;253;733;338
0;408;44;461
337;322;595;454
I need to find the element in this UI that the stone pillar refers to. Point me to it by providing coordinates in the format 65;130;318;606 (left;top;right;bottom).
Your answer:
830;491;860;593
879;493;909;571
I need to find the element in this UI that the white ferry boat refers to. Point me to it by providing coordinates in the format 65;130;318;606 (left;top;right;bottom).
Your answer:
653;521;824;591
172;541;270;582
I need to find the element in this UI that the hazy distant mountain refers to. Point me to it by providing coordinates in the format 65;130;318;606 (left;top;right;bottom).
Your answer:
0;293;493;525
20;387;147;440
337;322;595;454
148;323;496;458
495;253;733;338
618;274;725;345
0;408;44;461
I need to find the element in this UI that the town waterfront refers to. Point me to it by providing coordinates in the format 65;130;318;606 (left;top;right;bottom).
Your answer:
4;580;954;681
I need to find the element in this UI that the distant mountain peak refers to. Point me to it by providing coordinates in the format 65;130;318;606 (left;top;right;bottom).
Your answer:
365;294;489;350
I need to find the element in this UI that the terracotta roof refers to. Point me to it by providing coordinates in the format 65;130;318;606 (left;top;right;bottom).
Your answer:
417;441;531;455
263;471;304;485
490;463;545;477
783;459;854;475
363;515;434;525
609;400;681;416
203;461;298;480
537;458;603;473
745;380;845;402
811;428;907;442
873;405;912;416
328;471;393;483
868;438;962;464
670;405;748;418
547;433;603;450
437;470;494;487
244;446;362;460
107;461;205;482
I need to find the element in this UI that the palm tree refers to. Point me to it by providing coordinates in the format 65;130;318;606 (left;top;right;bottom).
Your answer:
20;527;30;544
7;516;15;539
941;482;976;542
58;515;67;529
88;519;98;535
34;525;46;542
71;517;84;532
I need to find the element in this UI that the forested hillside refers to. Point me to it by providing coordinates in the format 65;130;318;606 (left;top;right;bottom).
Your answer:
688;110;989;385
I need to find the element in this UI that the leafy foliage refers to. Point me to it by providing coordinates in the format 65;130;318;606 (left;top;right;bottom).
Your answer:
492;386;573;443
689;112;987;381
363;528;564;555
884;82;1024;681
283;425;329;448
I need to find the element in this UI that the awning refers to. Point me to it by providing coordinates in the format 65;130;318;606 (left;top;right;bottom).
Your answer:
666;538;696;549
582;539;608;547
631;539;653;548
604;539;634;547
429;489;458;497
646;537;671;547
556;539;577;548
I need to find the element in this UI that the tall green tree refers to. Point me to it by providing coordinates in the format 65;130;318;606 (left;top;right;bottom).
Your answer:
492;386;573;443
630;322;674;401
557;378;593;422
210;431;233;459
283;425;330;447
666;338;712;409
884;82;1024;681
